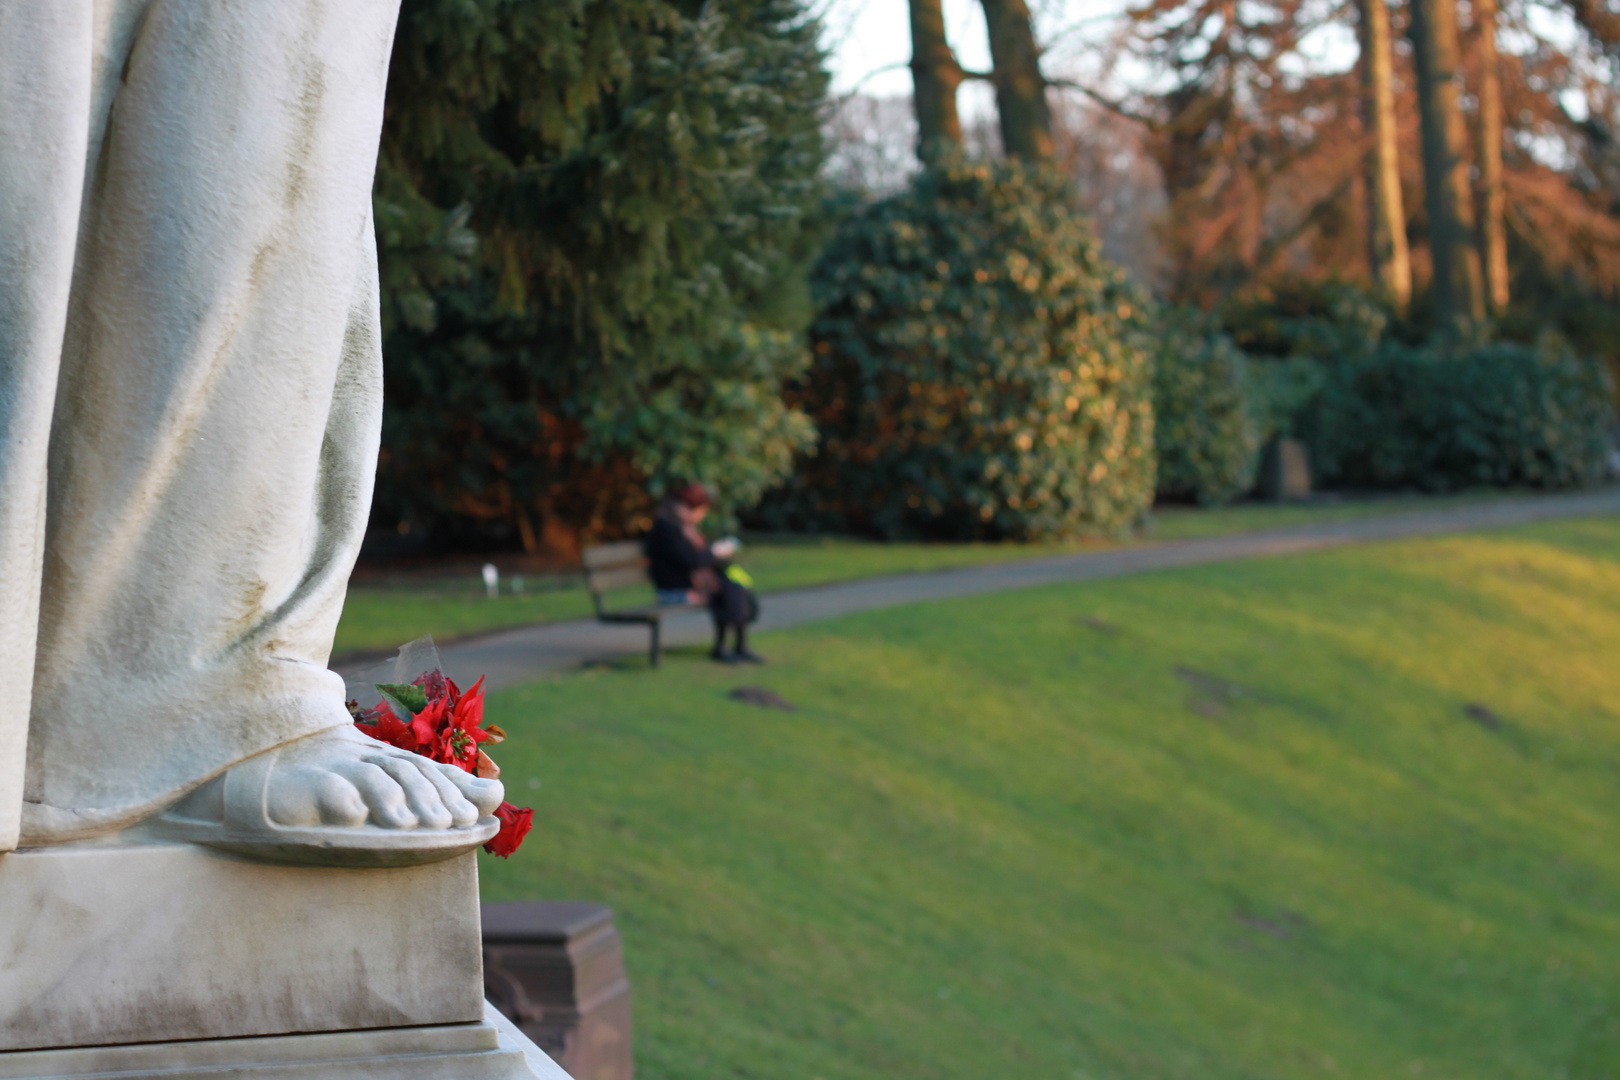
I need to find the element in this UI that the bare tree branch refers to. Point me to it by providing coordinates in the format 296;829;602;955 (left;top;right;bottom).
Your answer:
832;61;912;110
1046;78;1161;129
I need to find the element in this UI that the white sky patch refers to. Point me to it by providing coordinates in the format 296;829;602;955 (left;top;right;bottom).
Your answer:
819;0;992;96
815;0;1607;121
817;0;1363;109
816;0;1145;113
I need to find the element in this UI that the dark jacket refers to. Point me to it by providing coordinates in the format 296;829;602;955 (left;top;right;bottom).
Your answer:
644;513;714;591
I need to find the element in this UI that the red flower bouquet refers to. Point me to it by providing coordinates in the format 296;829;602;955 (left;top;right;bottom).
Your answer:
347;638;532;858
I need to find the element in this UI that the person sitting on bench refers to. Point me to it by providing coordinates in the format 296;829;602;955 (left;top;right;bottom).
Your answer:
644;484;761;664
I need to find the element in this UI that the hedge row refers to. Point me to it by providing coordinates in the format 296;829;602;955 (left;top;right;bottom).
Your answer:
1308;337;1616;492
1150;312;1260;506
758;164;1614;531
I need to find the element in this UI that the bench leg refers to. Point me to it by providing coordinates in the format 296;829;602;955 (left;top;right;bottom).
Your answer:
650;621;661;668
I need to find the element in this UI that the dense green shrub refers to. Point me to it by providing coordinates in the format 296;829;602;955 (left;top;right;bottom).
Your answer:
1310;335;1617;491
759;156;1154;540
1245;355;1327;442
1151;311;1260;505
373;0;825;549
1222;280;1391;361
1218;280;1379;455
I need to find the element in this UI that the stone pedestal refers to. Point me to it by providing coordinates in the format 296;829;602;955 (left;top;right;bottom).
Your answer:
0;836;484;1051
483;902;633;1080
0;1004;571;1080
0;837;570;1080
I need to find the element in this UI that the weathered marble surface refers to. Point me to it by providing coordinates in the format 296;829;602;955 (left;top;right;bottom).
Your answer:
0;1003;573;1080
0;838;485;1051
0;0;486;858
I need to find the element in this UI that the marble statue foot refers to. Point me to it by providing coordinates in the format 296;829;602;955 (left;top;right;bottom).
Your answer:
155;727;505;866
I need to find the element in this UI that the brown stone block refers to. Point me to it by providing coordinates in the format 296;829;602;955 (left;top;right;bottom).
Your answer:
482;902;633;1080
1260;437;1312;501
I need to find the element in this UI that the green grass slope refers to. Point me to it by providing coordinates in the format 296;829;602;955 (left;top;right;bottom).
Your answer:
476;516;1620;1080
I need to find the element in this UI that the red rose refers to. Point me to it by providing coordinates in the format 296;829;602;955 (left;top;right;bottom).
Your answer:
483;801;533;858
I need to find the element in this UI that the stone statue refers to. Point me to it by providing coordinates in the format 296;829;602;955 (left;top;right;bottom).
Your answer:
0;6;586;1075
0;0;501;863
0;4;575;1072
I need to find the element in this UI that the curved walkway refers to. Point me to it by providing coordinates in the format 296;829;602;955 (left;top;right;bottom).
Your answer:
355;487;1620;691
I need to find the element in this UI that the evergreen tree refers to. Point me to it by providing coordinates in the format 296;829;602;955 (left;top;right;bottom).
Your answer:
373;0;827;553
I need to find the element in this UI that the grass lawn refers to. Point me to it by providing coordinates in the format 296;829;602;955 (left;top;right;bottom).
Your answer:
333;490;1521;656
473;515;1620;1080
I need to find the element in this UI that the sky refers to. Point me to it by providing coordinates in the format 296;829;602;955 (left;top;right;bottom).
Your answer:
815;0;1384;107
816;0;1143;124
815;0;1591;101
819;0;994;97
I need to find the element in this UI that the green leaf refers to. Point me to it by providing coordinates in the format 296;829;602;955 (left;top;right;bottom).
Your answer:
376;682;429;715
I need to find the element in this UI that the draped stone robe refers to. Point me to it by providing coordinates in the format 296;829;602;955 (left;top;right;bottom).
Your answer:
0;0;397;849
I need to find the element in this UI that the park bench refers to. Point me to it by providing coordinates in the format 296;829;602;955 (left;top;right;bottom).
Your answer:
582;540;701;668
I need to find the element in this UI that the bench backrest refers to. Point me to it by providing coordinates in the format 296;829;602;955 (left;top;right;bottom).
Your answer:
581;541;650;608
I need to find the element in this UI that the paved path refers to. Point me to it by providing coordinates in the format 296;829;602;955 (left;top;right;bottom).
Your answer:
343;488;1620;690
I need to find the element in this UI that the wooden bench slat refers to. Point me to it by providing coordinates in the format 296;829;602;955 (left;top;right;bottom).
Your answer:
596;611;660;624
582;541;645;570
581;538;700;669
586;565;652;593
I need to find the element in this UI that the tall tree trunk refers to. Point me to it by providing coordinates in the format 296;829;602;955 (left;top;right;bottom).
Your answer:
1356;0;1413;309
979;0;1054;161
909;0;963;157
1409;0;1486;329
1474;0;1510;312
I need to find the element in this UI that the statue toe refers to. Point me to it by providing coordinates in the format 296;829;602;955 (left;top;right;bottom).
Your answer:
372;755;454;829
339;760;420;830
156;727;503;865
432;761;504;817
412;760;481;827
264;766;366;828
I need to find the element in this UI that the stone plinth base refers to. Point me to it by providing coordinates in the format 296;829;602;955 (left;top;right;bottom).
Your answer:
483;902;633;1080
0;1005;572;1080
1260;437;1312;501
0;837;484;1051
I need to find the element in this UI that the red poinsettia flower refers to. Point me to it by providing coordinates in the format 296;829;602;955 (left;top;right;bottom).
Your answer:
484;801;533;858
434;721;490;773
350;700;424;755
410;694;450;750
373;710;422;754
451;676;485;730
354;665;523;839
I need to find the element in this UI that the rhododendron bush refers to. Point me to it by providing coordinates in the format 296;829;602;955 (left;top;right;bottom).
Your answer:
346;637;532;858
758;154;1155;541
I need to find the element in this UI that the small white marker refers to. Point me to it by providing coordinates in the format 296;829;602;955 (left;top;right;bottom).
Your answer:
482;562;499;598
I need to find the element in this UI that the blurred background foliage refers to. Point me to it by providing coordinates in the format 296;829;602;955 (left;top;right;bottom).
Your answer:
367;0;1620;560
1150;310;1262;507
1307;335;1617;491
372;0;826;553
755;154;1155;540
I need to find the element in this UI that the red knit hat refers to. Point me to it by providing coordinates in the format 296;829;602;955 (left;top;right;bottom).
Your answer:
675;482;712;509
